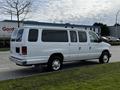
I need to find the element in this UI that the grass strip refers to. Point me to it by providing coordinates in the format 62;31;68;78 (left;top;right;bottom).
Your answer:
0;62;120;90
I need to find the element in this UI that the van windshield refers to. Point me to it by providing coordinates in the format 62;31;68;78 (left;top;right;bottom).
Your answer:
11;29;24;42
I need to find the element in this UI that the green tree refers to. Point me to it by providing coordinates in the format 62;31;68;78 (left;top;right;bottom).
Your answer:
114;23;120;26
93;23;110;36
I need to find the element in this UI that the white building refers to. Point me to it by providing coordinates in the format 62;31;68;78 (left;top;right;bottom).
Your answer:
0;20;23;39
0;20;101;39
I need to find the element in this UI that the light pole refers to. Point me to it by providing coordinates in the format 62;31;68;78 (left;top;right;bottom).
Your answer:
10;11;12;20
115;10;120;38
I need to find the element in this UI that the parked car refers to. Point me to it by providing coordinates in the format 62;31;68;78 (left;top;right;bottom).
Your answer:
9;26;111;71
101;36;110;42
101;36;120;42
106;36;120;42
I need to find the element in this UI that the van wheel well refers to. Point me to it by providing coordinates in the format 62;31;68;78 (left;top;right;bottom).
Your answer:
47;53;64;71
49;53;64;61
99;50;110;64
101;50;110;56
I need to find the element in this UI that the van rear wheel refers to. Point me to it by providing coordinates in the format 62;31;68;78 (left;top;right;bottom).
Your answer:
47;56;63;71
99;52;109;64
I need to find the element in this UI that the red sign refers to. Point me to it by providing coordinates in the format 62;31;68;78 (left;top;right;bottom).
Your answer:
2;27;14;32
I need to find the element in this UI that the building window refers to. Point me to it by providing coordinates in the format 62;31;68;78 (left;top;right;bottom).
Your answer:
93;28;95;32
90;27;92;30
85;27;87;30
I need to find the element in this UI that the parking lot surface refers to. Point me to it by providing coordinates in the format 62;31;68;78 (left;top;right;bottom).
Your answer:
0;46;119;81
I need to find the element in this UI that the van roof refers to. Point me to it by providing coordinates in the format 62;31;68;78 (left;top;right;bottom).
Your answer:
3;20;99;28
20;25;90;32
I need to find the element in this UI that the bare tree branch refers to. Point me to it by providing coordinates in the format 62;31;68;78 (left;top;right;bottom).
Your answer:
1;0;32;27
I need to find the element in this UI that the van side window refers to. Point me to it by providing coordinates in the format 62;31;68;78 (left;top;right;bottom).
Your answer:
42;30;68;42
70;31;77;42
28;29;38;42
89;31;99;42
78;31;87;42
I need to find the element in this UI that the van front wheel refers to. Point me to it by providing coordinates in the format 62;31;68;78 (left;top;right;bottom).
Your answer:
47;56;63;71
99;52;109;64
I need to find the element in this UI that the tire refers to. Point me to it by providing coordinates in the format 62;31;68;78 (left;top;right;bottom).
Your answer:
47;56;63;71
99;52;110;64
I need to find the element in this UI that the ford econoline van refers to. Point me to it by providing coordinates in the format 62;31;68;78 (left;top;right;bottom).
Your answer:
10;26;111;71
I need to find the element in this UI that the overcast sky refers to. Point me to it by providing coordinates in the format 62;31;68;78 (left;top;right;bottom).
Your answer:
0;0;120;26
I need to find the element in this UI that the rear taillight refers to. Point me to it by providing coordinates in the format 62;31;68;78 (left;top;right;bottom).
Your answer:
22;46;27;55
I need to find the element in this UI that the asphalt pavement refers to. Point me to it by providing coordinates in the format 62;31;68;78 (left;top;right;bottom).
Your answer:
0;46;120;81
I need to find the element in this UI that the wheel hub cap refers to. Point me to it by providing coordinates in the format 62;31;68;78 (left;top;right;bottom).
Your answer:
103;55;108;63
52;59;60;70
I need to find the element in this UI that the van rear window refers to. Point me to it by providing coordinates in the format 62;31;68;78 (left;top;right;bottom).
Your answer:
11;30;18;41
28;29;38;42
42;30;68;42
16;29;24;42
11;29;24;42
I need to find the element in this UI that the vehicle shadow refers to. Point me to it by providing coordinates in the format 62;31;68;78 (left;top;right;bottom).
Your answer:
0;60;99;81
62;60;99;69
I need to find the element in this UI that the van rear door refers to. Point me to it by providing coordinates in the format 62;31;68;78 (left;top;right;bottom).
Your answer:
26;29;39;58
69;31;79;60
10;29;24;57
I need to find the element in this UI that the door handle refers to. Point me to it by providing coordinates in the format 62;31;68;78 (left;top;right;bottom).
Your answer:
79;47;81;50
89;46;92;50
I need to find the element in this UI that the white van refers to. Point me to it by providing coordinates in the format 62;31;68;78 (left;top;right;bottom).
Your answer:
10;26;111;71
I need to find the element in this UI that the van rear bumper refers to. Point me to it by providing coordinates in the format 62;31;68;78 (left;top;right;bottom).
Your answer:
9;56;27;66
9;56;48;66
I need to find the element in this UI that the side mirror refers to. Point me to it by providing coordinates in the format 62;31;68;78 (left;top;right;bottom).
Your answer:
98;38;102;43
94;38;102;43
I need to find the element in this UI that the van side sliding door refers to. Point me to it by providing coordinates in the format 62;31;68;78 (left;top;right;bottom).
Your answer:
77;31;89;60
69;31;79;61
